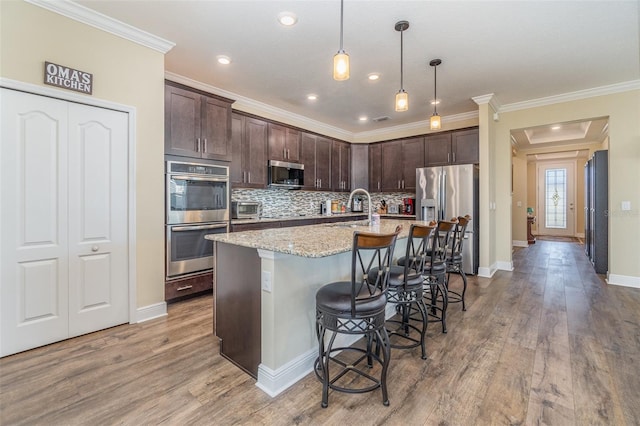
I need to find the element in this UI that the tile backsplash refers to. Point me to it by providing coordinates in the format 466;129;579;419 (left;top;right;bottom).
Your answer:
232;188;415;217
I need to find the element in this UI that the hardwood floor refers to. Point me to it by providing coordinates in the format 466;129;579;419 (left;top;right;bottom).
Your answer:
1;240;639;425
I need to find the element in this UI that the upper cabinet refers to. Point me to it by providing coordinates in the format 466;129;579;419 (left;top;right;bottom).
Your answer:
300;132;331;190
368;143;382;192
231;113;268;188
165;82;233;161
379;137;424;192
268;123;300;162
425;128;478;166
331;140;351;192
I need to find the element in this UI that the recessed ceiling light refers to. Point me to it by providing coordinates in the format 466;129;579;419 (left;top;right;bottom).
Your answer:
307;94;318;100
278;12;297;26
367;73;380;81
551;125;561;130
216;55;231;65
359;116;368;122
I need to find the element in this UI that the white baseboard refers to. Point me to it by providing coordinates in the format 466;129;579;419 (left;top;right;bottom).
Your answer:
576;232;585;238
135;302;167;323
607;274;640;289
497;261;514;272
477;263;497;278
257;349;316;397
513;240;529;248
476;260;514;278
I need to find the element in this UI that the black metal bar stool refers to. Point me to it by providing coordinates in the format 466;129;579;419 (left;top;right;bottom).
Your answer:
381;223;434;359
446;215;471;311
314;227;400;408
423;220;455;333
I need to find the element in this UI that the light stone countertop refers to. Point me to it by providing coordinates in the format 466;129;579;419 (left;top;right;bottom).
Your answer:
230;212;413;225
206;219;422;258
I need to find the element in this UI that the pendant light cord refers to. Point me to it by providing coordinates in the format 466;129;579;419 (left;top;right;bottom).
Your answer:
400;29;404;90
339;0;344;51
433;64;437;114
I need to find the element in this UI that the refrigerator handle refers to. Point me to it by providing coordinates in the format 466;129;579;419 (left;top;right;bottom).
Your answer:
441;171;447;221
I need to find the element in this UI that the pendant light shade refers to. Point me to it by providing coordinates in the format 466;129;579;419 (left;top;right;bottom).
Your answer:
333;51;349;81
395;20;409;112
430;58;442;130
396;90;408;112
333;0;349;81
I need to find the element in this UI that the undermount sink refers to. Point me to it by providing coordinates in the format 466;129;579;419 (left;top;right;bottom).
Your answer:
325;221;370;228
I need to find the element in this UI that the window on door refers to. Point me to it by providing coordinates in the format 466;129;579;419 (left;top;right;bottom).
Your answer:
545;168;567;229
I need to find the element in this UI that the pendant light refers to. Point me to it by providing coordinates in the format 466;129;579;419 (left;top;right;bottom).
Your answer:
333;0;349;81
394;21;409;112
429;58;442;130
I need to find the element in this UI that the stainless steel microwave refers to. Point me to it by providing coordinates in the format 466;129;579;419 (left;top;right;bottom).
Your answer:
268;160;304;189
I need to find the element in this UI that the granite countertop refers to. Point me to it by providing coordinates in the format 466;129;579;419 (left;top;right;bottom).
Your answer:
207;219;420;258
231;213;414;225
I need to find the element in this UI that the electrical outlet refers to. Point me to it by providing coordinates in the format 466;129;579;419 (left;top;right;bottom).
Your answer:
262;271;272;292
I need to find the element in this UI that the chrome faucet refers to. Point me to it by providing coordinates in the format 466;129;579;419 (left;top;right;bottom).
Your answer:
348;188;372;224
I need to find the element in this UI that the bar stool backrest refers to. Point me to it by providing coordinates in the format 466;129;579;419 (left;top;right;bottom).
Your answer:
403;224;436;280
430;220;456;264
450;215;471;256
350;226;401;315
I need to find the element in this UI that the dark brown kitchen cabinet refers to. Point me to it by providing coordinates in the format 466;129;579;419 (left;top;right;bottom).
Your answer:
401;137;424;190
231;113;268;188
331;140;351;192
452;128;480;165
368;143;382;192
268;123;300;162
379;138;424;191
425;128;478;166
381;140;403;191
300;132;331;190
165;82;233;161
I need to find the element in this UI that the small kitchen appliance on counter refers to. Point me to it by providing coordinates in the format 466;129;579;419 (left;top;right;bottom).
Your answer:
351;196;364;212
403;197;416;215
232;201;261;219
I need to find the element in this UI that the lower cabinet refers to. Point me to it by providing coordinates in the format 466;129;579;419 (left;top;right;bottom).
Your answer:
215;243;261;378
165;272;213;303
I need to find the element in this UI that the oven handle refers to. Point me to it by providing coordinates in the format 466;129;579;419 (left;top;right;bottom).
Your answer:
169;175;229;182
171;223;228;232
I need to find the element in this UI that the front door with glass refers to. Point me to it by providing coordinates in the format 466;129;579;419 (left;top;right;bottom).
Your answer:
536;161;576;237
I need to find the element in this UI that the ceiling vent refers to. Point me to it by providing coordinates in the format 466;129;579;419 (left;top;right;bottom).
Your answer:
372;116;390;122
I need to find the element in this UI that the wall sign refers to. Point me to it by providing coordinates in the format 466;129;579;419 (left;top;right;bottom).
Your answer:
44;61;93;95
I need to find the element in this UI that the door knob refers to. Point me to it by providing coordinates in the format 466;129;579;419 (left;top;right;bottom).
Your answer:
91;246;99;252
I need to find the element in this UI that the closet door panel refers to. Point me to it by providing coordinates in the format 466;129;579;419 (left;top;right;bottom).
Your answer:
68;104;129;336
1;89;69;356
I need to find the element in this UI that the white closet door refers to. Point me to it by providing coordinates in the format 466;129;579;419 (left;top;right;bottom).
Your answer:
1;89;130;357
67;103;128;336
1;89;70;356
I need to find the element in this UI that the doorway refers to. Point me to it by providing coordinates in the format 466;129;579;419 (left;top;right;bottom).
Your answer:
536;161;576;237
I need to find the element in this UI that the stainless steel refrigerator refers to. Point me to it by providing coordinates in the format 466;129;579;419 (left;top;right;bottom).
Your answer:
416;164;479;274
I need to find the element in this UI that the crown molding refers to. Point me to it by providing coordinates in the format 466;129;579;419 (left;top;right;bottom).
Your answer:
472;93;502;113
499;80;640;113
25;0;175;53
353;110;479;143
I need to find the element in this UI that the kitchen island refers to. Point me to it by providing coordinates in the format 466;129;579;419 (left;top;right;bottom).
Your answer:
206;219;417;397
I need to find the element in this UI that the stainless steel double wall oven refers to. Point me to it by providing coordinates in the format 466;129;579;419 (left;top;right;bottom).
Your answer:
166;161;229;278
